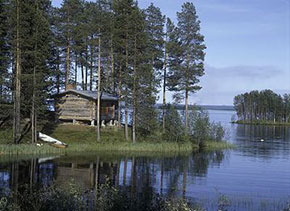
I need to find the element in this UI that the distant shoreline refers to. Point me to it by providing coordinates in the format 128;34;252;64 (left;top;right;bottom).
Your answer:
233;120;290;126
155;104;235;111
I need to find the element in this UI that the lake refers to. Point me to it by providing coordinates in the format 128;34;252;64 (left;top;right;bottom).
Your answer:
0;110;290;210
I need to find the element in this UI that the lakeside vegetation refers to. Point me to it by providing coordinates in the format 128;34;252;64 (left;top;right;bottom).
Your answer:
234;90;290;125
0;123;233;156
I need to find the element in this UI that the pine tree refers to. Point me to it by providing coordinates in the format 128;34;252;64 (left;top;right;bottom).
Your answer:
144;3;165;84
162;17;175;132
113;0;136;141
8;0;52;143
168;2;206;132
0;0;10;104
60;0;83;90
49;6;64;94
12;0;21;144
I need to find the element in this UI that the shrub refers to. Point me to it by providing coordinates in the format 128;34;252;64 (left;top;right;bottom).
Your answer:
210;122;225;142
162;104;185;142
188;109;210;145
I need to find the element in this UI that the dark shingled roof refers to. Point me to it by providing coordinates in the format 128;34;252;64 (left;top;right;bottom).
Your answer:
54;89;118;101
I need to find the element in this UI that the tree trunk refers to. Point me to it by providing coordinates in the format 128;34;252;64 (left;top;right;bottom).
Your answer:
13;0;21;144
162;40;167;132
31;66;36;144
96;37;101;141
85;44;88;90
111;42;115;93
81;55;84;90
56;52;60;93
65;13;70;90
185;49;190;132
185;90;189;131
125;40;129;141
132;37;137;144
90;37;94;91
74;53;77;89
118;63;122;128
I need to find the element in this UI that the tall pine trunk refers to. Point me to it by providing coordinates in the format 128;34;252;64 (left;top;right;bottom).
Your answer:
56;52;60;93
65;13;70;90
85;44;88;90
132;37;137;144
110;41;114;93
118;63;122;128
90;37;94;91
81;54;84;90
74;53;77;88
125;40;129;141
31;66;36;143
162;40;167;132
96;36;101;141
185;49;190;132
13;0;21;144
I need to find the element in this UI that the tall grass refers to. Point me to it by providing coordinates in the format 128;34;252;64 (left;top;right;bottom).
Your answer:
0;125;233;156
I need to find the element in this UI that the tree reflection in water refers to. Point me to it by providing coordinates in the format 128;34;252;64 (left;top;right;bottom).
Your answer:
0;151;226;209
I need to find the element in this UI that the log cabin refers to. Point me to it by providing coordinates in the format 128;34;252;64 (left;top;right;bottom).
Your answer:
53;89;118;126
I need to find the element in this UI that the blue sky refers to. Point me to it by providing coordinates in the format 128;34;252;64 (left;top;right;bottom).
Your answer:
52;0;290;105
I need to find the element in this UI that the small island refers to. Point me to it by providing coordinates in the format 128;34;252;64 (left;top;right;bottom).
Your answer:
233;89;290;126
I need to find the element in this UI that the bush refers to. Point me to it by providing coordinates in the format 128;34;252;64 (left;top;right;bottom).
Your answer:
188;108;225;144
188;109;210;145
210;122;225;142
162;104;185;142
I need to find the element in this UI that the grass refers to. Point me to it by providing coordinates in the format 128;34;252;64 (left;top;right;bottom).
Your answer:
0;124;234;156
234;120;290;126
204;140;235;151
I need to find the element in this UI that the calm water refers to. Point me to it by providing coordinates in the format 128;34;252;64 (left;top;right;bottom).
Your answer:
0;110;290;210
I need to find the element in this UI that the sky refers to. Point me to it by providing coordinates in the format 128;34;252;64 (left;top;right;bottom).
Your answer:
52;0;290;105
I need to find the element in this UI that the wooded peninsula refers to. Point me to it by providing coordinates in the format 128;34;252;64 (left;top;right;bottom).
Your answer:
0;0;232;154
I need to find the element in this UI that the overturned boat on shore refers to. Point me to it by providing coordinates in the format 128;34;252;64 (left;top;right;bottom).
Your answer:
38;132;68;148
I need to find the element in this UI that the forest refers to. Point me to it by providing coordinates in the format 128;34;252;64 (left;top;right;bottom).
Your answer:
0;0;206;144
234;90;290;124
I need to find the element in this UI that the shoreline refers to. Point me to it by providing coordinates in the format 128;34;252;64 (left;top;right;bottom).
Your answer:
233;120;290;126
0;125;234;156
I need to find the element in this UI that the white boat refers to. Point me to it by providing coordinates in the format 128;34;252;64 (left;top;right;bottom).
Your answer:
38;132;68;148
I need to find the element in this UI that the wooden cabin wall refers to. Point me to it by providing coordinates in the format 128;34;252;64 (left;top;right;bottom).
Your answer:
56;94;94;121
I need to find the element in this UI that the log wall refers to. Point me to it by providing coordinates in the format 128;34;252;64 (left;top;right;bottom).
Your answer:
56;94;94;121
55;93;117;122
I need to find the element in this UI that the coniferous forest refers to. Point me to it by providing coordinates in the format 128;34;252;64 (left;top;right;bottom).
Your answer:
234;90;290;124
0;0;206;143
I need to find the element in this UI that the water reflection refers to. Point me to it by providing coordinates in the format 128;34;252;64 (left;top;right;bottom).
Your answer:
235;124;290;158
0;151;226;200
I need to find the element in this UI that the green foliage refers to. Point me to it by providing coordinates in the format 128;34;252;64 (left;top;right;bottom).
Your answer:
188;108;226;146
167;2;206;101
3;180;198;211
0;0;11;104
234;90;290;123
162;104;185;142
210;122;225;142
189;109;210;144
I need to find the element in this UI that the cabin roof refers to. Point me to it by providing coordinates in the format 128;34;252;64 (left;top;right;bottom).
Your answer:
54;89;118;101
